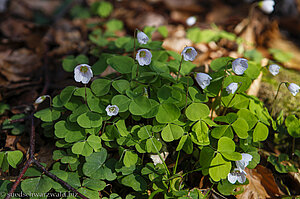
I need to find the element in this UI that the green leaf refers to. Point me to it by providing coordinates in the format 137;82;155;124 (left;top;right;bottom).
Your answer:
97;1;113;18
87;95;105;114
123;151;138;167
244;61;261;80
34;108;61;122
185;103;210;121
146;138;162;153
106;19;123;32
137;125;152;140
83;148;107;177
82;178;106;191
62;55;88;72
115;120;129;136
231;118;249;139
157;26;168;38
112;80;130;94
217;137;235;153
210;57;234;71
253;122;269;142
214;113;237;124
0;103;9;114
156;103;180;123
107;56;135;74
59;86;76;105
161;124;184;142
72;141;93;156
7;150;23;168
77;111;102;128
21;176;52;196
129;96;151;115
211;125;230;139
120;173;147;191
209;153;231;182
191;120;210;145
92;53;113;75
87;134;102;150
237;109;258;130
91;79;112;97
188;87;208;103
111;95;131;112
285;115;300;138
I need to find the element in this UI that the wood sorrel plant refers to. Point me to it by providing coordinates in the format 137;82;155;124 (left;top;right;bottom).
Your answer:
9;29;286;198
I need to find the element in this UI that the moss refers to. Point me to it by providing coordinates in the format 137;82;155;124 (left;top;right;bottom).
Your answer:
258;67;300;118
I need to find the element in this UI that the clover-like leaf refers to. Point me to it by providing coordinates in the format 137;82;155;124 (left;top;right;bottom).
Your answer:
185;103;210;121
253;122;269;142
161;124;184;142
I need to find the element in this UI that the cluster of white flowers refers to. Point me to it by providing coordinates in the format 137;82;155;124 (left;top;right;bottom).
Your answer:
228;153;253;184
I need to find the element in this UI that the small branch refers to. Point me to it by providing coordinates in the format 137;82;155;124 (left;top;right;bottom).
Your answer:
8;118;25;124
29;114;35;158
33;159;88;199
5;158;33;199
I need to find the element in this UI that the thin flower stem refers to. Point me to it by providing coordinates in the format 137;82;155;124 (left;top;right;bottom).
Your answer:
176;55;184;82
271;82;286;116
173;151;180;175
84;84;87;104
222;82;242;116
184;77;190;112
133;29;139;78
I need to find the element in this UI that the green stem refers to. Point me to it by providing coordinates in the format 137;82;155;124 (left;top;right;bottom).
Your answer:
176;55;184;82
173;151;180;175
270;82;286;116
133;29;139;78
184;77;190;113
84;84;87;104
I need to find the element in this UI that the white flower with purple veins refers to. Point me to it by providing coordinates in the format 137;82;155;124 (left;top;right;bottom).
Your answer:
228;153;253;184
226;82;239;94
228;168;247;184
288;83;300;96
232;58;248;75
35;95;50;104
259;0;275;14
106;105;119;116
236;153;253;170
181;47;197;61
150;151;169;165
269;64;280;76
74;64;93;84
137;31;149;45
136;49;152;66
195;73;212;89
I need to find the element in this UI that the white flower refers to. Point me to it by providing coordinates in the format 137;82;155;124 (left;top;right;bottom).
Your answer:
236;153;253;170
259;0;275;14
137;31;149;45
226;82;239;94
232;58;248;75
288;83;300;96
136;49;152;66
150;151;169;165
74;64;93;84
106;105;119;116
228;168;247;184
181;47;197;61
186;16;196;26
195;73;212;89
269;64;280;76
35;95;50;104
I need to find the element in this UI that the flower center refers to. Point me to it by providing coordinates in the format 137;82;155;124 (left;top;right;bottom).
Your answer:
109;107;116;112
140;51;146;57
80;66;88;73
186;49;192;54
